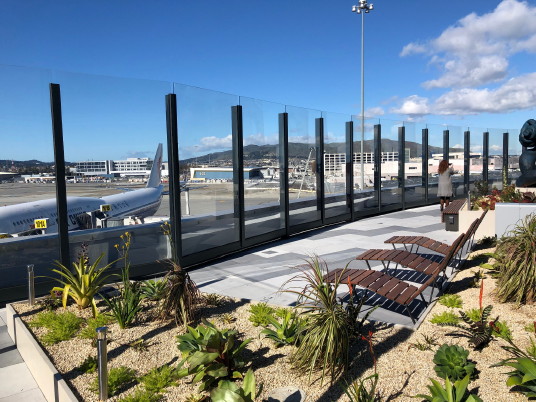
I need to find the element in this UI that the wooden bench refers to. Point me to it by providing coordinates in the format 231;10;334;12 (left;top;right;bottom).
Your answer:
441;198;467;223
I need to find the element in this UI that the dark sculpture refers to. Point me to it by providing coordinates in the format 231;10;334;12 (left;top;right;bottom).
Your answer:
516;119;536;187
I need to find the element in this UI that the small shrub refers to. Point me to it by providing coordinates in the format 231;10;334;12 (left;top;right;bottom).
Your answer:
343;374;380;402
176;319;251;392
139;365;179;393
203;293;226;307
430;311;460;325
78;314;114;340
220;313;236;324
91;366;137;397
438;294;463;309
77;355;97;374
524;322;536;334
184;394;208;402
433;344;476;382
29;311;83;345
140;279;167;301
464;308;482;322
210;369;261;402
408;334;439;352
38;290;63;311
248;302;275;327
491;320;511;340
129;338;150;352
415;374;482;401
261;309;304;347
120;389;161;402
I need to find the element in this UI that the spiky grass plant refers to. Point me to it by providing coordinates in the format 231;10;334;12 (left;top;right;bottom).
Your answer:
494;213;536;304
78;314;114;340
159;222;201;329
430;311;461;325
29;311;83;345
248;302;275;327
283;256;350;385
139;365;179;393
90;366;137;397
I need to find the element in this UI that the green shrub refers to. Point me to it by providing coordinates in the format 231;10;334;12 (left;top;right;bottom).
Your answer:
91;366;137;397
176;319;251;392
491;320;511;340
139;365;179;393
407;334;439;352
210;369;260;402
248;302;275;327
120;389;161;402
430;311;460;325
343;374;380;402
140;279;167;301
415;374;482;402
77;355;97;374
283;257;351;385
442;305;498;350
78;314;114;340
438;294;463;309
433;344;476;382
494;213;536;304
261;309;304;347
29;311;83;345
47;242;118;317
464;308;482;322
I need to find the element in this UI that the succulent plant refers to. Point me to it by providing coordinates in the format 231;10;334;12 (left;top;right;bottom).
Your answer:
433;344;476;382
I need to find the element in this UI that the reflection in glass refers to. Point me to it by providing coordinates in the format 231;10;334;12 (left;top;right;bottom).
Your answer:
240;97;285;238
323;112;350;219
427;124;445;202
508;128;521;185
287;105;321;227
488;128;505;190
175;84;240;255
352;116;378;214
448;126;465;197
404;122;425;206
380;119;402;209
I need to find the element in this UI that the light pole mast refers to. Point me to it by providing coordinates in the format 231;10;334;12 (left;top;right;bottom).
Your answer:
352;0;373;191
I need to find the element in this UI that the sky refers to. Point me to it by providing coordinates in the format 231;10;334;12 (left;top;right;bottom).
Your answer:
1;0;536;161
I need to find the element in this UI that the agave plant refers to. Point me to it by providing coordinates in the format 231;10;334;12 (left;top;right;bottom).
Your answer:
261;309;304;347
494;213;536;304
282;256;351;385
48;244;118;317
433;344;476;382
210;369;261;402
415;374;483;402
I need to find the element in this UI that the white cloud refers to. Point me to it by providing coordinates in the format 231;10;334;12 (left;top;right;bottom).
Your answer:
391;95;430;116
195;135;233;152
401;0;536;89
490;144;502;151
393;72;536;118
365;107;385;117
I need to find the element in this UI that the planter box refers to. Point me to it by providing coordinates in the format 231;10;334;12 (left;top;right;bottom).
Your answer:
458;206;495;240
495;203;536;238
5;304;78;402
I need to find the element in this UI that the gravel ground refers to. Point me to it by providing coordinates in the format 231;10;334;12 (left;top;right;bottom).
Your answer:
12;248;536;401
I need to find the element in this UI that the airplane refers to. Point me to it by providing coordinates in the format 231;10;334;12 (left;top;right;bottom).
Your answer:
0;144;164;237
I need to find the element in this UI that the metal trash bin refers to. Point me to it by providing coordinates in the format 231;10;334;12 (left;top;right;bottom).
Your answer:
444;213;459;232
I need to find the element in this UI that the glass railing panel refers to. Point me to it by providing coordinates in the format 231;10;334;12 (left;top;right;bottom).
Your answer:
404;122;425;205
286;105;322;227
427;123;445;202
467;127;484;192
488;128;506;190
352;116;378;213
448;125;465;197
508;127;521;185
56;71;171;269
379;118;403;209
0;65;60;295
322;111;350;219
175;84;240;255
240;96;285;238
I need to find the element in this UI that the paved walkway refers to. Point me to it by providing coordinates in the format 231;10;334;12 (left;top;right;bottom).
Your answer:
0;204;458;401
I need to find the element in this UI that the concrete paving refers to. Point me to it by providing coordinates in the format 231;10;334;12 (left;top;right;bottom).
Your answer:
0;204;459;400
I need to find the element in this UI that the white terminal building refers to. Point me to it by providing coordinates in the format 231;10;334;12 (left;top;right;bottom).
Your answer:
72;158;169;179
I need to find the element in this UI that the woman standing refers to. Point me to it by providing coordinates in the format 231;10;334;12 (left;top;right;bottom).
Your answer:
437;159;454;212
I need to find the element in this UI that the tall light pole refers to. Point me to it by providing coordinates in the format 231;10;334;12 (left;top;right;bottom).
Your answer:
352;0;373;190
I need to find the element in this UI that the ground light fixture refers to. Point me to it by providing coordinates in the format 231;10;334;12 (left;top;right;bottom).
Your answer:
352;0;374;191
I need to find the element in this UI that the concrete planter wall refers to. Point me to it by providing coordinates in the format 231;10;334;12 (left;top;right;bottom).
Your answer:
458;203;536;239
5;304;78;402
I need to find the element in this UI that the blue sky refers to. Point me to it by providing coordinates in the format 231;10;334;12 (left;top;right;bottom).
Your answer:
2;0;536;160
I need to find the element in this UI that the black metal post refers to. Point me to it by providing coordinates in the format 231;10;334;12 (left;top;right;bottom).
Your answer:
165;94;182;263
49;83;70;267
346;121;354;221
279;113;290;236
374;124;382;211
464;130;470;196
232;105;245;246
443;130;449;162
503;132;509;186
483;131;489;185
398;126;405;209
422;128;429;203
315;118;325;223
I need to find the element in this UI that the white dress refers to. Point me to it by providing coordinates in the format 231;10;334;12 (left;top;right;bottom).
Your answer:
437;168;453;197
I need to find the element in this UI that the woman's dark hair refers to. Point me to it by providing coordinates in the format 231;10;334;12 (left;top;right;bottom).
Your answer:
438;160;449;174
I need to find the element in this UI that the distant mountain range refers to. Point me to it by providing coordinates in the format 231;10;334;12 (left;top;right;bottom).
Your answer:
185;140;457;164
